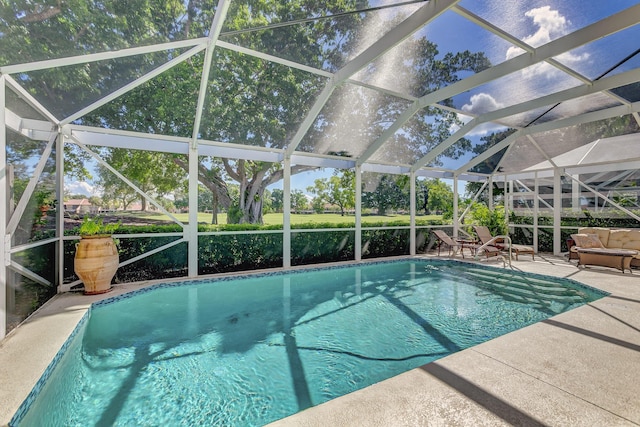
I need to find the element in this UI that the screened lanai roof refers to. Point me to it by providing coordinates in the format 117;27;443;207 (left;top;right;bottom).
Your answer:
519;133;640;176
2;0;640;180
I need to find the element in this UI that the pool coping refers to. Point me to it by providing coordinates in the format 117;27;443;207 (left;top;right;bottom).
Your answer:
1;254;639;426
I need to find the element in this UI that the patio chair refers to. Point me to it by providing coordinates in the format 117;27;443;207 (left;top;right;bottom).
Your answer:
432;230;463;257
473;225;535;260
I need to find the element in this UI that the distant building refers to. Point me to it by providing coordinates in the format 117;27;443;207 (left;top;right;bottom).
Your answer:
64;199;98;214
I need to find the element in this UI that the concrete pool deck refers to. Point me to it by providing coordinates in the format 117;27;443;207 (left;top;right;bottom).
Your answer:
1;254;639;426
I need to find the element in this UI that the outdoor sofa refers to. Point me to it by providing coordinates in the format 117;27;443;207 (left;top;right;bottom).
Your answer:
570;227;640;272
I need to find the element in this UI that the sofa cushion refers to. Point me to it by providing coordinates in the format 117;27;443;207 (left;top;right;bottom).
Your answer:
571;233;605;249
607;229;640;252
578;227;610;247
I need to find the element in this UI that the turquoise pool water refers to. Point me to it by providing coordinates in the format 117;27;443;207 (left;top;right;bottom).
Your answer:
12;259;606;426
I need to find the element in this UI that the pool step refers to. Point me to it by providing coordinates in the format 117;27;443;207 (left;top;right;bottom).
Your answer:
461;268;581;294
465;268;575;295
469;282;583;306
461;268;582;292
467;282;582;308
458;269;584;304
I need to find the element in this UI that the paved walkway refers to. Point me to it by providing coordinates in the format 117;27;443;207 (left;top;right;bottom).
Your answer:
1;254;639;426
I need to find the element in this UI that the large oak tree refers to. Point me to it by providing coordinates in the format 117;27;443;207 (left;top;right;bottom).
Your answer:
2;0;490;224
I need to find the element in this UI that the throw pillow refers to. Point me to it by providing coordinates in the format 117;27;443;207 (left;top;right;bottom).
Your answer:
585;234;605;248
571;233;604;249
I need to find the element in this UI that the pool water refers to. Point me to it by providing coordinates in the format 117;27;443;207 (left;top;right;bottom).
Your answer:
12;259;606;426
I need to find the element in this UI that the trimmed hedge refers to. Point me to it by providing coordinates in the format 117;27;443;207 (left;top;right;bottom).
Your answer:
199;233;283;274
46;214;640;285
58;220;445;284
291;230;354;266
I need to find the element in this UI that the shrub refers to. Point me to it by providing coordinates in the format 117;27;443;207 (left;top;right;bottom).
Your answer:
60;219;449;283
465;203;507;236
78;216;120;236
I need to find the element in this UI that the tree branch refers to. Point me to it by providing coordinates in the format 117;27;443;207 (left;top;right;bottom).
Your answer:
265;164;318;187
21;3;61;23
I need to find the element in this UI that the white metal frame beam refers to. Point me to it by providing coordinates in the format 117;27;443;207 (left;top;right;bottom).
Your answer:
1;75;6;338
596;170;635;190
455;3;592;92
62;44;206;126
566;173;640;222
355;165;362;260
286;0;459;155
283;157;292;267
459;101;640;174
408;68;640;174
69;135;185;227
191;0;231;145
422;4;640;107
458;180;488;223
361;4;640;164
410;118;479;171
8;261;50;287
6;134;57;235
216;40;333;79
505;159;640;181
0;39;207;75
4;75;59;124
3;109;54;141
56;133;64;292
184;0;232;278
65;123;492;180
480;68;640;126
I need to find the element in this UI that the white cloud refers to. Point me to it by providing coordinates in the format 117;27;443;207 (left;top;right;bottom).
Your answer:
505;6;588;77
523;6;567;47
505;45;526;61
469;122;509;137
458;93;509;135
555;50;590;66
65;181;100;197
468;4;588;116
462;93;505;115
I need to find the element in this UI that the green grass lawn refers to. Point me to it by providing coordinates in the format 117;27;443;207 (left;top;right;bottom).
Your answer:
133;211;442;226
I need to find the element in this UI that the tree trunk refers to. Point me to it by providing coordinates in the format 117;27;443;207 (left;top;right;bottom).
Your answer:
238;182;265;224
172;157;231;213
211;192;218;225
422;188;429;214
221;159;318;224
244;197;263;223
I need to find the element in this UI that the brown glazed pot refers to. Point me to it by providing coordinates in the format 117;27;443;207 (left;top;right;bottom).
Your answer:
74;235;119;295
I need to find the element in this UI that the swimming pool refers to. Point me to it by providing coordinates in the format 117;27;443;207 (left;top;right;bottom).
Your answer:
11;259;606;426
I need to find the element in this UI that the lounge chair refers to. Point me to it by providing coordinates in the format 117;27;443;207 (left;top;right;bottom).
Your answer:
432;230;463;257
433;230;500;260
473;225;535;260
465;232;502;260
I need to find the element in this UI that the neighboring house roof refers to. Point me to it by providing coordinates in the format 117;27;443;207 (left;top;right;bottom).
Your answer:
64;199;92;207
64;199;95;213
